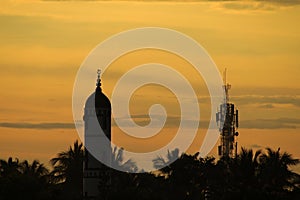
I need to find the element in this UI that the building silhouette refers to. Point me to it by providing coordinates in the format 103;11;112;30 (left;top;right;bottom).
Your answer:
83;70;111;199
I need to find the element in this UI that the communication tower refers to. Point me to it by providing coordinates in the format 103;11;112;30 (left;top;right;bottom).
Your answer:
216;69;239;158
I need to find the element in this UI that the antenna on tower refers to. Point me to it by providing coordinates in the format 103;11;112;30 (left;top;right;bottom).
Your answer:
223;68;231;103
96;69;101;87
224;68;227;85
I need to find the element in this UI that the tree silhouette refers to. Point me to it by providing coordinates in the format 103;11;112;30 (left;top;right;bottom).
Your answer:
0;157;21;199
259;147;300;197
227;148;264;199
0;157;20;177
50;140;83;200
0;158;53;200
0;141;299;200
152;148;179;174
153;151;210;199
110;146;138;173
96;146;138;200
21;160;49;178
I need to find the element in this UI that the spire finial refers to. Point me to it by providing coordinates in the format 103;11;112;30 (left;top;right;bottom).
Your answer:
223;68;231;103
96;69;101;88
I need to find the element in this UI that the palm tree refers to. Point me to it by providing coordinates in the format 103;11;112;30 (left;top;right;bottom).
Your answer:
97;146;138;200
153;151;203;199
236;147;261;182
110;146;138;173
229;148;263;199
259;147;300;193
0;157;20;177
50;140;84;199
20;160;52;200
152;148;179;174
0;157;21;199
20;160;49;178
0;158;52;200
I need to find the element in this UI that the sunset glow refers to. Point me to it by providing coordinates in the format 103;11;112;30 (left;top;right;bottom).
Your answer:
0;0;300;172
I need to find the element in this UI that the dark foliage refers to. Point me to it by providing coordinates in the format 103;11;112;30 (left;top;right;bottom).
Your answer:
1;142;300;200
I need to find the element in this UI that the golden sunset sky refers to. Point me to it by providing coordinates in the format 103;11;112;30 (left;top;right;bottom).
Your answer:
0;0;300;171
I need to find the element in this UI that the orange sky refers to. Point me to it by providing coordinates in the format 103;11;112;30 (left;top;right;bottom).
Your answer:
0;0;300;172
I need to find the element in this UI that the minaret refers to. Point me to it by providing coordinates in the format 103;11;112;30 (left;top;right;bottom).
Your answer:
216;69;239;158
83;69;111;199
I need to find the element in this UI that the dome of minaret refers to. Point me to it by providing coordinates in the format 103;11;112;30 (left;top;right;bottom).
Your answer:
85;69;111;110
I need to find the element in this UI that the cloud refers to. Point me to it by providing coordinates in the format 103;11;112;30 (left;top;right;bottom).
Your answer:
220;2;276;11
241;118;300;129
2;117;298;130
40;0;300;4
258;103;275;109
231;95;300;108
255;0;300;6
112;114;209;128
197;94;300;109
0;122;77;129
210;0;300;12
250;144;263;148
42;0;300;5
113;114;300;130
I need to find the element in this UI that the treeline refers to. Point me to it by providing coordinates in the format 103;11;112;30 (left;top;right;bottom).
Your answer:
1;141;300;200
0;141;83;200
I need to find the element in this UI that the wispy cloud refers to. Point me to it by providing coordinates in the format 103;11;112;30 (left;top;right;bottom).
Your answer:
112;114;208;128
242;118;300;129
210;0;300;12
255;0;300;6
220;2;276;11
40;0;300;5
257;103;275;109
1;117;298;130
250;144;263;148
0;122;76;129
113;114;300;129
197;94;300;108
231;95;300;108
